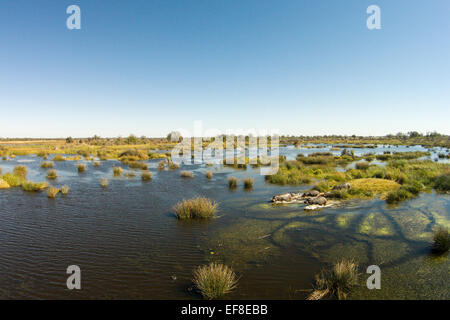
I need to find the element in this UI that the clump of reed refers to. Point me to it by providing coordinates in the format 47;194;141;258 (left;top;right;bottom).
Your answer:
431;227;450;254
243;178;254;189
181;170;194;178
46;169;58;180
308;259;358;300
13;165;27;178
173;197;218;219
158;160;166;170
77;163;86;173
228;176;238;189
141;172;152;181
123;160;148;170
93;161;101;167
21;181;48;192
1;173;24;187
46;186;60;198
53;155;66;161
169;162;180;170
193;263;238;300
100;179;109;188
61;185;70;195
40;161;54;168
206;171;213;179
112;166;123;176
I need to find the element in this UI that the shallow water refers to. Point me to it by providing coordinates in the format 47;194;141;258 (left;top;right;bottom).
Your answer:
0;146;449;299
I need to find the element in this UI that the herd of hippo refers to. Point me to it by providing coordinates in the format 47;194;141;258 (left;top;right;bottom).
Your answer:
271;182;351;210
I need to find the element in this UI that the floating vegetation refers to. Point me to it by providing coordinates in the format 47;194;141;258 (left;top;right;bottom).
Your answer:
173;197;218;219
141;172;152;181
61;185;70;195
46;169;57;180
46;186;60;198
193;263;238;300
40;161;54;168
308;259;358;300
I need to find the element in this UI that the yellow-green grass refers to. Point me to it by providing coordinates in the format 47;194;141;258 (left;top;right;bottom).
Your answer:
21;181;48;192
13;165;27;178
168;162;179;170
158;160;166;170
46;169;58;180
100;179;109;188
1;173;25;187
141;172;152;181
61;185;70;195
348;178;400;199
46;186;60;198
40;161;54;168
173;197;218;219
0;178;10;189
193;263;238;300
112;166;123;176
53;155;66;161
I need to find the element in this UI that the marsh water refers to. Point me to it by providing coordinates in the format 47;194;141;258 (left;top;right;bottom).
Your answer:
0;145;449;299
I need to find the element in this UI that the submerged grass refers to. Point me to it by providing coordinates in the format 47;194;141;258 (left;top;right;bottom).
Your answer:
173;197;218;219
193;263;238;300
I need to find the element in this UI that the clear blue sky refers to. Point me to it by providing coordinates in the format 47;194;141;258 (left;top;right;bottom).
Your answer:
0;0;449;138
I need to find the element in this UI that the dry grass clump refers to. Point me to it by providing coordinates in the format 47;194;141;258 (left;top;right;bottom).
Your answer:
93;161;101;167
61;185;70;195
113;166;123;176
206;171;213;179
181;170;194;178
228;176;238;189
21;181;48;192
158;160;166;170
77;163;86;173
169;162;180;170
53;155;66;161
0;178;10;189
193;263;238;300
308;259;358;300
47;186;60;198
46;169;58;180
141;172;152;181
41;161;54;168
100;179;109;188
243;178;254;189
432;226;450;254
173;197;218;219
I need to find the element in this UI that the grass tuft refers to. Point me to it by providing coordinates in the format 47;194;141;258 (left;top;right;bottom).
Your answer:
173;197;218;219
61;185;70;195
100;179;109;188
47;169;58;180
308;259;358;300
193;263;238;300
77;163;86;173
243;178;254;189
431;227;450;254
41;161;54;168
181;170;194;178
206;171;213;179
141;172;152;181
46;186;60;198
228;176;238;189
113;166;123;176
